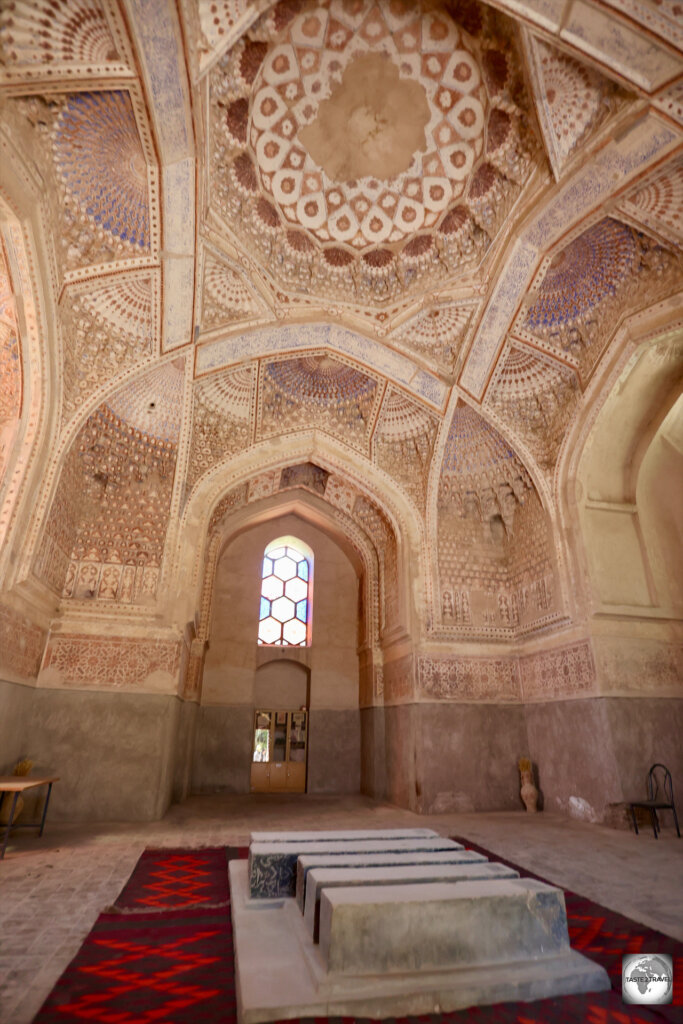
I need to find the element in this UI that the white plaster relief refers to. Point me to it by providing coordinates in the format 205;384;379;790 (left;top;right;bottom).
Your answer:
460;115;680;399
196;323;449;409
125;0;195;352
561;2;682;92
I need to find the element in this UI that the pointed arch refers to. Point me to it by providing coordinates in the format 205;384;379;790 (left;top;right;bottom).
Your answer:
427;395;566;638
172;432;427;643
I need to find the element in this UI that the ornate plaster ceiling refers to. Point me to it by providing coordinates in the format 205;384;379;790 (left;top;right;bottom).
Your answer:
208;0;538;305
0;0;682;643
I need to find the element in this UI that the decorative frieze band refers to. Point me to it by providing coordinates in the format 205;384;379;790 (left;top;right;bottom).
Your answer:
0;603;46;681
418;653;520;702
417;639;597;702
520;641;596;701
41;634;182;691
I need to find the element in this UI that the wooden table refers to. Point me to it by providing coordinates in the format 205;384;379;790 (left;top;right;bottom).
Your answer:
0;776;59;859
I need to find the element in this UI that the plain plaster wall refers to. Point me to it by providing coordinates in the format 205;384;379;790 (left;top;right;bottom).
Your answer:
171;699;198;803
414;703;528;813
525;696;683;824
360;706;387;799
254;659;308;707
525;698;622;821
384;705;418;810
582;507;652;606
22;689;182;821
192;705;253;793
637;400;683;613
0;678;35;772
196;513;361;793
605;696;683;828
307;709;361;793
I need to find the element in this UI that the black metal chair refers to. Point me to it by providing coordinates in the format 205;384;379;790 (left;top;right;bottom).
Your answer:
628;763;680;839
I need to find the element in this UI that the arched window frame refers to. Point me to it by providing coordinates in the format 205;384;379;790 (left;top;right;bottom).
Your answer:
257;536;313;646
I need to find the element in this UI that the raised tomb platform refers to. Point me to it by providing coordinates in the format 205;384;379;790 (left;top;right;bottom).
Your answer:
229;829;610;1022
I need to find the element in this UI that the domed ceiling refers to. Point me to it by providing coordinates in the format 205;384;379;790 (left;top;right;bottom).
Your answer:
0;0;682;641
208;0;538;306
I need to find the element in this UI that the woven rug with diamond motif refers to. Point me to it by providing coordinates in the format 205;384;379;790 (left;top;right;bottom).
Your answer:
33;842;682;1023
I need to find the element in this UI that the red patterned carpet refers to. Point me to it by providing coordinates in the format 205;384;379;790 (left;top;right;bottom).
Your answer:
114;846;240;909
33;842;682;1024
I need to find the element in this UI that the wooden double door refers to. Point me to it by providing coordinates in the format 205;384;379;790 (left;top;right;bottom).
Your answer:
250;708;308;793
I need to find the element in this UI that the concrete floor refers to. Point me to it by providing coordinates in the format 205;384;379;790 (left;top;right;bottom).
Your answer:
0;793;681;1024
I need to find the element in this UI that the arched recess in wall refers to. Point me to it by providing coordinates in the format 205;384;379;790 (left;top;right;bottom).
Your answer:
192;504;366;797
0;198;53;585
576;333;683;615
32;358;186;607
427;396;565;639
176;449;425;717
173;432;427;646
0;78;164;592
201;492;373;641
254;659;310;709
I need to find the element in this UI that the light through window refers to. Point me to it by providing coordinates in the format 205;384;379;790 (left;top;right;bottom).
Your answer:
258;540;312;645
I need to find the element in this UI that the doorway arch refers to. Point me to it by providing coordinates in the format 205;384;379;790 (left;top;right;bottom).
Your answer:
193;511;362;796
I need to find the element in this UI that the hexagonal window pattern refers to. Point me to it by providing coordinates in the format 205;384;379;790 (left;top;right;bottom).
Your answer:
274;555;297;581
261;575;284;601
259;616;281;645
283;618;306;645
285;577;307;602
258;539;312;646
272;596;295;623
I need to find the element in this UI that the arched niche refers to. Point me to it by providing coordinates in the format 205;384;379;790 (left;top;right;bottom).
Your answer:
31;360;185;608
254;659;310;709
429;399;564;638
192;508;363;798
172;433;426;645
200;490;376;650
577;335;683;615
634;395;683;613
0;196;55;589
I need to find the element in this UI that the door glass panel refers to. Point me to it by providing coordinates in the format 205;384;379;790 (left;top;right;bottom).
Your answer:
289;712;306;762
273;714;287;761
253;728;269;762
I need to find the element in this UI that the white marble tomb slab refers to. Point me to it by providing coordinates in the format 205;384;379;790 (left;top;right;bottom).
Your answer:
320;878;570;973
249;837;461;898
250;828;439;843
295;848;482;911
305;861;520;940
229;859;610;1024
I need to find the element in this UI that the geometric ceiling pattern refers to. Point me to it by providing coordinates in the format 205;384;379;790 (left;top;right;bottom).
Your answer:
524;219;640;331
54;91;150;250
616;156;683;246
0;0;681;640
517;217;683;383
0;0;121;66
524;34;629;179
209;0;538;305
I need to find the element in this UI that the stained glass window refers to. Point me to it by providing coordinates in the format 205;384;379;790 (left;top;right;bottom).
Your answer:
258;538;312;645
